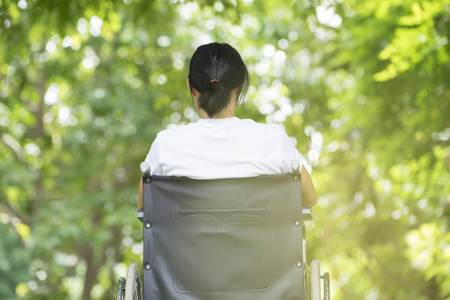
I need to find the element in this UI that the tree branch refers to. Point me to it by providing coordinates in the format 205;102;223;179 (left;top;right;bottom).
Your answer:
1;200;31;227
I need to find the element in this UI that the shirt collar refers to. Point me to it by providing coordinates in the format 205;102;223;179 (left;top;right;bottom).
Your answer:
195;117;241;127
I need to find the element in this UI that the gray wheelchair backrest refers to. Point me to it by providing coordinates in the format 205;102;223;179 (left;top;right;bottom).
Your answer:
142;174;305;300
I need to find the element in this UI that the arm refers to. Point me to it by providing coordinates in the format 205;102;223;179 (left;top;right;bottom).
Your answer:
139;136;161;209
279;130;317;206
138;178;144;209
301;167;317;207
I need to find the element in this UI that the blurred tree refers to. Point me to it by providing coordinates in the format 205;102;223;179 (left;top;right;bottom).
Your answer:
0;0;449;299
305;0;450;299
0;222;30;299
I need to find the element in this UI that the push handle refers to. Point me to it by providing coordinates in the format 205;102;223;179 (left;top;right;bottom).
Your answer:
140;162;151;174
290;159;301;173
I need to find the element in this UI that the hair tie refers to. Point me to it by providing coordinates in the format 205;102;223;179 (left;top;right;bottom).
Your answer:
210;79;219;83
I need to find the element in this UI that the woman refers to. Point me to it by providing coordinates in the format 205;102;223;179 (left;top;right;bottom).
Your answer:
138;42;317;208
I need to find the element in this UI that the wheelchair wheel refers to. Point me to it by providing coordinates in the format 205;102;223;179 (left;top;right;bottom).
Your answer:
124;263;142;300
116;276;126;300
310;260;321;300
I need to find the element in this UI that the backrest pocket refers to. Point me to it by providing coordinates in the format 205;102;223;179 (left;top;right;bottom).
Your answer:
174;208;273;293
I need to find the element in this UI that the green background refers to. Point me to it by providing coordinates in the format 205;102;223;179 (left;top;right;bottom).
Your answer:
1;0;449;299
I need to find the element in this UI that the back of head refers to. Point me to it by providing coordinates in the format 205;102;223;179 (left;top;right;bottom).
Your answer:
188;43;249;118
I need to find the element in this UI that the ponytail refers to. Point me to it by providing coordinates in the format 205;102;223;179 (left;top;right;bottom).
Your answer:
188;43;249;118
197;81;231;118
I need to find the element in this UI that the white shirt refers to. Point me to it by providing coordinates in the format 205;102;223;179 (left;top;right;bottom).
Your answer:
145;117;302;179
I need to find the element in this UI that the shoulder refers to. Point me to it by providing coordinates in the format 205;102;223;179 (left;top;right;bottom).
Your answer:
228;120;287;142
155;123;191;139
237;119;284;132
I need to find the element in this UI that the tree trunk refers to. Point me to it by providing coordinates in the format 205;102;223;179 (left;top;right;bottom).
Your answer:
30;74;46;217
81;225;122;300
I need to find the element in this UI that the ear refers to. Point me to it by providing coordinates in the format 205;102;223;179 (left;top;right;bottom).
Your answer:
187;79;198;97
187;79;193;94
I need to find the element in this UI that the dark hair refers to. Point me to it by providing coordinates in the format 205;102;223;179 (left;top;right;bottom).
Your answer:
188;42;249;118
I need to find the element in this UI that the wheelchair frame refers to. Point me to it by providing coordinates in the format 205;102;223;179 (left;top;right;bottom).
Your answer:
116;161;330;300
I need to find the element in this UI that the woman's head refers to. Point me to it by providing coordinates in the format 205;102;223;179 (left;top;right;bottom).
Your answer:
188;43;249;118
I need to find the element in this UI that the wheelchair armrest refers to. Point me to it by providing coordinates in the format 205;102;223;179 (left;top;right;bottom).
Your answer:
137;209;144;223
302;206;313;221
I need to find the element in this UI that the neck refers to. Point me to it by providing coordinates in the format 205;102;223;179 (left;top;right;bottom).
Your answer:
194;87;240;119
200;107;236;119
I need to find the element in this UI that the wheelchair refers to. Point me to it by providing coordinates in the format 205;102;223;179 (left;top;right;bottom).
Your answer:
117;160;330;300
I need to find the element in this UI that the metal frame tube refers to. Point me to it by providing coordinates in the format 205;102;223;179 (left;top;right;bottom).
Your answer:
321;272;330;300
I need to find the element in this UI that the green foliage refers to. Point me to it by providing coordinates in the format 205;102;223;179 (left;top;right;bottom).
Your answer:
406;221;450;299
0;0;449;299
0;222;30;299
